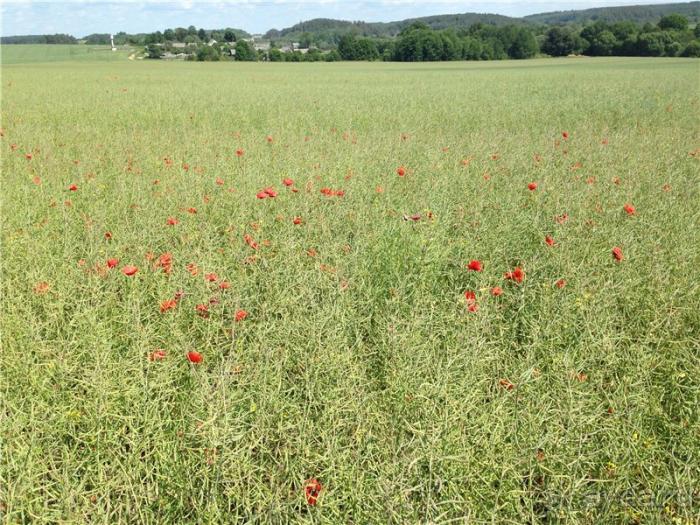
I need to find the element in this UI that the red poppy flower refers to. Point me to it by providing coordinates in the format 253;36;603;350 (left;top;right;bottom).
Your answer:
467;303;479;313
623;203;636;216
219;281;230;290
68;183;78;191
156;252;173;274
122;265;138;276
464;290;476;303
266;135;273;143
504;267;524;283
182;163;189;171
499;378;515;391
149;349;167;361
335;190;345;197
293;217;302;225
545;235;555;246
204;272;218;282
244;234;259;250
104;231;112;240
106;258;119;269
166;217;179;226
555;213;569;224
320;187;332;196
527;182;538;191
25;153;33;160
491;286;503;297
187;207;197;214
307;248;318;257
33;281;50;294
555;279;567;288
195;304;209;318
396;166;406;177
662;184;671;192
612;177;621;185
187;351;203;364
282;178;294;186
234;309;248;322
612;246;623;262
32;175;42;185
304;478;322;506
174;290;185;300
467;260;483;272
160;299;177;313
216;177;224;186
562;131;569;140
264;187;278;198
256;191;268;199
236;148;244;157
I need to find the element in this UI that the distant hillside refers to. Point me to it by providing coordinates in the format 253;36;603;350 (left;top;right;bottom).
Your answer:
265;13;521;40
1;34;78;44
524;1;700;25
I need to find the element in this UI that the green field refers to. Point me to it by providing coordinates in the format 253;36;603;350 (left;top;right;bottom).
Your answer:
2;49;699;523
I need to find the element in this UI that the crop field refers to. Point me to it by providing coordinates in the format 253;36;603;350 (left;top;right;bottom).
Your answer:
1;49;699;523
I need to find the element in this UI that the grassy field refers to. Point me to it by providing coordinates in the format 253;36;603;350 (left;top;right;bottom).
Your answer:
1;48;699;523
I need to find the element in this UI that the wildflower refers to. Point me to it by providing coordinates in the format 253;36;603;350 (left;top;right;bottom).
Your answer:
156;252;173;274
562;131;569;140
528;182;538;191
33;281;50;294
264;187;278;198
187;207;197;214
187;351;203;364
236;148;244;157
555;279;566;288
32;176;42;185
68;184;78;191
122;265;138;276
166;217;178;226
216;177;224;186
104;231;112;240
195;304;209;318
234;309;248;322
467;260;483;272
464;290;476;303
282;178;294;186
499;378;515;391
545;235;555;246
612;246;623;262
186;262;199;276
293;217;302;225
504;267;524;283
204;272;218;282
149;349;167;361
266;135;273;143
244;234;259;250
304;478;322;506
491;286;503;297
160;299;177;313
396;166;406;177
106;258;119;269
555;213;569;224
623;203;636;216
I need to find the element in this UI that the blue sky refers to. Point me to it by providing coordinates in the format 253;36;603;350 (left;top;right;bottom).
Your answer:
0;0;687;37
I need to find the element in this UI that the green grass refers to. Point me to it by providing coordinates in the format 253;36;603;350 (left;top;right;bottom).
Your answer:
0;44;133;65
1;54;699;524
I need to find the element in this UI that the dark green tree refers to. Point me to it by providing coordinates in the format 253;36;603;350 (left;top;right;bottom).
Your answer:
658;14;689;31
235;40;256;61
